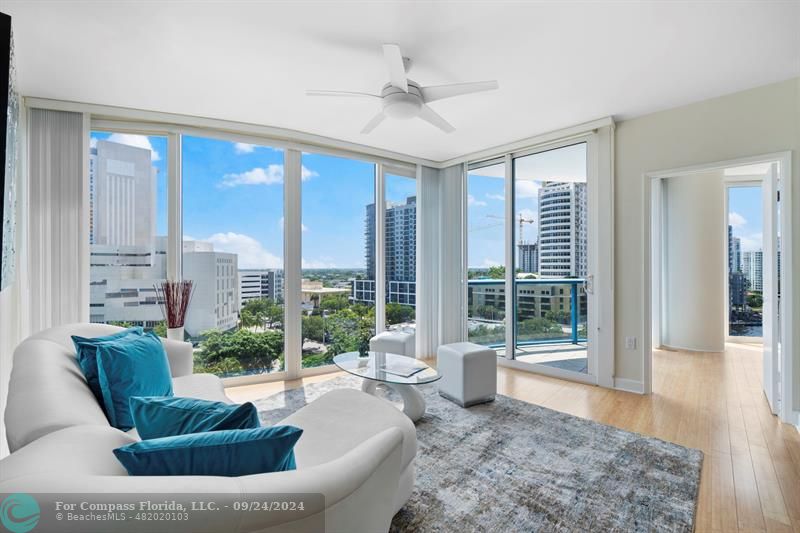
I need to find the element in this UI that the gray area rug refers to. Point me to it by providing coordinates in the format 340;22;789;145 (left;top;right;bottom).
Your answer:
254;376;703;533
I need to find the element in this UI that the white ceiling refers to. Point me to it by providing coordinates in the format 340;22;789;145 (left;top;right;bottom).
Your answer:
4;1;799;162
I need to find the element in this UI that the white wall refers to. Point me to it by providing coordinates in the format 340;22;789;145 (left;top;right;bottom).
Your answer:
614;77;799;404
662;172;725;352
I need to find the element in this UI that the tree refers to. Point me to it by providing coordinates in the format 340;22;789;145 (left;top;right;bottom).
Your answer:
386;303;415;325
747;292;763;309
302;315;325;342
545;310;570;325
487;266;505;280
152;321;167;338
195;328;283;376
320;294;348;312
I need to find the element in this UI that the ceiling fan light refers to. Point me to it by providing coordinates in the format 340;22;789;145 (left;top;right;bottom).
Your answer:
382;92;422;119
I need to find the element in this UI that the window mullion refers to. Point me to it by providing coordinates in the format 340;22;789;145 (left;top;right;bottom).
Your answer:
375;164;386;334
284;149;302;379
167;132;182;281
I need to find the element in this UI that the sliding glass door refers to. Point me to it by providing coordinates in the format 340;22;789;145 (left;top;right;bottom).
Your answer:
512;143;590;375
467;138;604;383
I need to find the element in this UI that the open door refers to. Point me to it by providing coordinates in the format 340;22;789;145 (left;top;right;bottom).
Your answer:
762;163;779;414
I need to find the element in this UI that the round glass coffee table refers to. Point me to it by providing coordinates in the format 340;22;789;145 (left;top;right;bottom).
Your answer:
333;351;441;422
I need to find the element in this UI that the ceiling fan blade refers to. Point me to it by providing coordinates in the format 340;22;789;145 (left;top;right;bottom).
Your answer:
361;111;387;134
306;90;382;99
382;43;408;92
420;80;499;103
417;104;455;133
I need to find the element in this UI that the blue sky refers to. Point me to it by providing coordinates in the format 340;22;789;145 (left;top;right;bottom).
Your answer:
92;132;417;269
467;143;587;268
728;186;763;251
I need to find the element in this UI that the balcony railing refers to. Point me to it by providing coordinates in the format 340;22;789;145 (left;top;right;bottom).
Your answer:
468;278;587;349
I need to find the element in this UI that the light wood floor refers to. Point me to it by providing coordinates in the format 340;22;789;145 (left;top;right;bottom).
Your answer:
227;343;800;532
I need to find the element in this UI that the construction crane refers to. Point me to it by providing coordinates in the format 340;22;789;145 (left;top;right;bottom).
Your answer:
485;214;536;243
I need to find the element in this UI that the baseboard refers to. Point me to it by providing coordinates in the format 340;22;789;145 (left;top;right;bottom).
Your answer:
613;377;645;394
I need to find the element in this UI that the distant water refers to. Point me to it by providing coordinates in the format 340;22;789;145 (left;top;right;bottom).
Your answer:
729;324;762;337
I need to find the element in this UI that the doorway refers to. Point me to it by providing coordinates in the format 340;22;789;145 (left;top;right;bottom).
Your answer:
644;153;793;424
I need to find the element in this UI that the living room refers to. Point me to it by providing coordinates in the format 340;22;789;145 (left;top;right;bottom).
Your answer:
0;2;798;532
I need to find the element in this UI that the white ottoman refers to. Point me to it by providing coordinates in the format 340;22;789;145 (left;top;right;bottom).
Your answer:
370;330;416;357
437;342;497;407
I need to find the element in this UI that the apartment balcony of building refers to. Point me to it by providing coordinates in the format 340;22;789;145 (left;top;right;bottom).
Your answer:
467;278;587;373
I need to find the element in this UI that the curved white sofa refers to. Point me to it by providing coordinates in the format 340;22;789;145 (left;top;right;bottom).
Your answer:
0;323;417;532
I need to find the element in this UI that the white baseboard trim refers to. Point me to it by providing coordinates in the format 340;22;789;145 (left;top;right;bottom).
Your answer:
613;377;645;394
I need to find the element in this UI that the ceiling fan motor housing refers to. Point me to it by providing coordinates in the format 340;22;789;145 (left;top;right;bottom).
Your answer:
382;82;423;119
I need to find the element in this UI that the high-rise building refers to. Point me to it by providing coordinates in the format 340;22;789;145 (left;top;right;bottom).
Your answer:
742;250;763;292
89;140;156;247
729;271;747;308
518;242;539;274
727;225;742;273
89;139;239;336
537;182;587;278
239;269;284;306
356;196;416;305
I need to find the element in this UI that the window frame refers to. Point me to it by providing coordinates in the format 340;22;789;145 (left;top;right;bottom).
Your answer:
89;119;417;385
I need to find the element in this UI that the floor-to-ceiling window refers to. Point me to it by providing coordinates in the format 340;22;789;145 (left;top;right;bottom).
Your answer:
512;143;589;374
301;153;376;367
182;135;285;377
87;124;417;383
87;131;169;331
466;162;506;347
384;173;416;331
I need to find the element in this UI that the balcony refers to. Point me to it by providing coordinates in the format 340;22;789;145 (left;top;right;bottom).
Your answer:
467;278;588;373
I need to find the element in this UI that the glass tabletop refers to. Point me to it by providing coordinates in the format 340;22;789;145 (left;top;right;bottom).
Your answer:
333;351;441;385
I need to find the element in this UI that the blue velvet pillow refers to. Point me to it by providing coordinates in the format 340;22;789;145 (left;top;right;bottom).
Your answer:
113;426;303;476
96;332;173;430
72;327;143;405
130;397;261;440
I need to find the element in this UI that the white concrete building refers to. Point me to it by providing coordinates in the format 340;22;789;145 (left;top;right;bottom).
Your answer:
743;250;763;292
88;140;239;336
537;182;587;278
239;269;284;306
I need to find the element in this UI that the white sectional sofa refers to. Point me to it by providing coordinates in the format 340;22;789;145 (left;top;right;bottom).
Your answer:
0;323;417;533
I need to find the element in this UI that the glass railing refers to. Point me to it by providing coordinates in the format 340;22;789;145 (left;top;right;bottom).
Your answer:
467;278;587;350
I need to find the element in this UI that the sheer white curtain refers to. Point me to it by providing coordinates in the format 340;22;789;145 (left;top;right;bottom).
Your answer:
415;163;466;359
27;108;89;332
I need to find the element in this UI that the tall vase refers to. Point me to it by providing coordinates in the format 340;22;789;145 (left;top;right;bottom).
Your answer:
167;327;184;341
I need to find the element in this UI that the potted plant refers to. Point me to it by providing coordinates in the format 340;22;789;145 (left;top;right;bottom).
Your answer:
155;280;194;340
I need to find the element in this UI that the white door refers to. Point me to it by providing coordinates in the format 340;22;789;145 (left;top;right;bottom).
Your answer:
762;163;779;414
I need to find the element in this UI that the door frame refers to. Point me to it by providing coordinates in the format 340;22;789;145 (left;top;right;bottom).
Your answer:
642;152;794;423
497;133;613;387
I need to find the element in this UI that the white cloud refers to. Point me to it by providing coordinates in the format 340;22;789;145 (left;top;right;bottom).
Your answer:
739;233;763;252
278;217;308;232
219;165;283;187
90;137;98;148
203;232;282;269
485;193;504;201
301;166;318;181
482;258;502;267
468;194;487;207
728;211;747;229
234;143;256;154
516;180;540;198
106;133;161;161
302;257;338;269
218;165;317;187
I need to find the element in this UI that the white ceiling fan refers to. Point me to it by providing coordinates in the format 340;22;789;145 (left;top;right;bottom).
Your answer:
306;44;499;134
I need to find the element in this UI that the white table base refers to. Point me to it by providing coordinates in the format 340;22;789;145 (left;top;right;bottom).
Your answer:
361;379;426;422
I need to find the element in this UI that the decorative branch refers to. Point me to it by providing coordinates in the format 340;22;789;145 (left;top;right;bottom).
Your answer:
155;280;194;328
